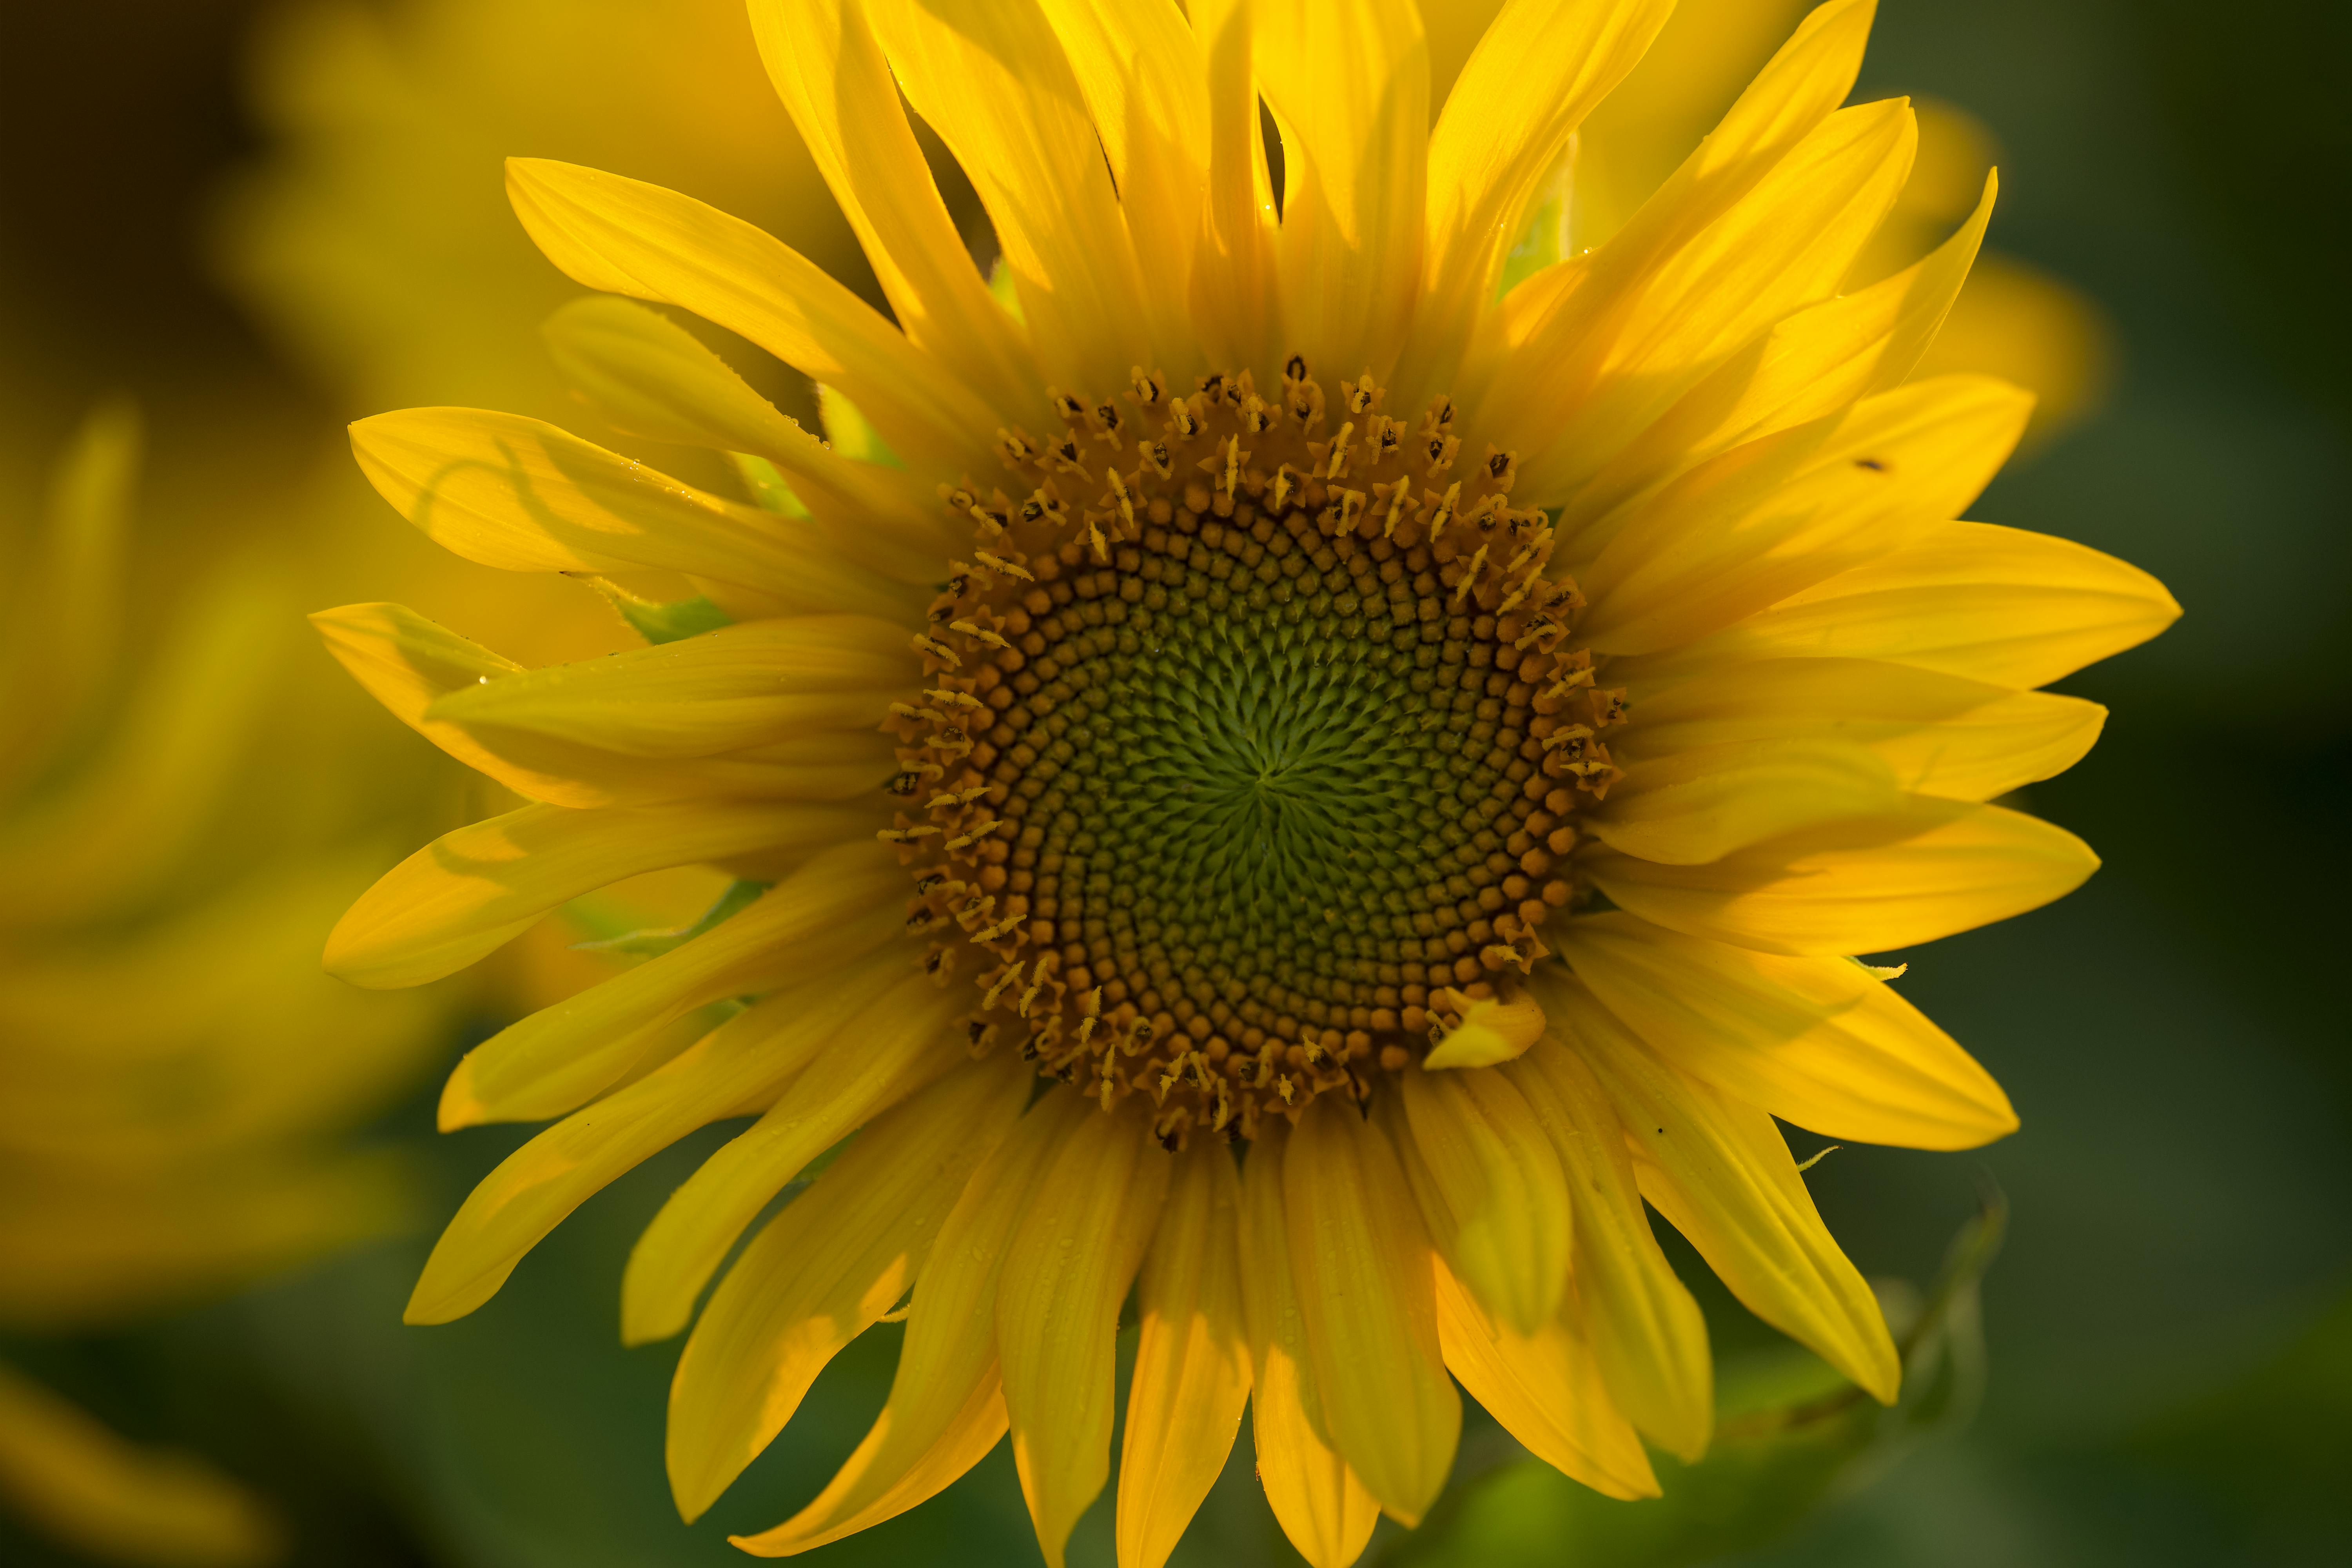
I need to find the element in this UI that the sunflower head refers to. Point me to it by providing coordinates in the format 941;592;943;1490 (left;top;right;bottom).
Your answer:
320;1;2178;1564
900;352;1608;1142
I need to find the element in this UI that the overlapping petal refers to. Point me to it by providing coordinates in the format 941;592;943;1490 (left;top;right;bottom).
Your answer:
1254;0;1430;381
1402;0;1676;403
327;799;876;989
1431;1258;1657;1501
1284;1098;1459;1526
1504;1040;1713;1460
1566;170;2001;528
1625;519;2182;689
1573;376;2033;653
401;956;905;1325
505;158;1000;474
997;1100;1171;1568
735;1091;1093;1556
1562;911;2017;1149
865;0;1154;396
619;972;970;1343
312;603;898;808
434;843;906;1129
1235;1123;1380;1568
1552;976;1901;1401
1117;1139;1252;1568
1587;797;2101;956
1618;655;2107;804
747;0;1043;423
665;1053;1030;1521
1392;1066;1571;1334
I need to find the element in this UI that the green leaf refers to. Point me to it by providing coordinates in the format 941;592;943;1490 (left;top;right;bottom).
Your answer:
1391;1192;2008;1567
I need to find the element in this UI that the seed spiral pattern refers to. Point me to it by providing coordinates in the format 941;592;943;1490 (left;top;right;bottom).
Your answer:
882;362;1630;1145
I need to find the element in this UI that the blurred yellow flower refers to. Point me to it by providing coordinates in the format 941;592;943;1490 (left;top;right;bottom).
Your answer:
318;3;2173;1566
0;408;441;1565
214;0;902;1008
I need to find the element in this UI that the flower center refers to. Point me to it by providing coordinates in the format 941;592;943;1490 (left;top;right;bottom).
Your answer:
883;362;1627;1144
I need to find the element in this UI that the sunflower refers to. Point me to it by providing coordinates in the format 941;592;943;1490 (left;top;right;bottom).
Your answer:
1;406;440;1566
319;1;2178;1563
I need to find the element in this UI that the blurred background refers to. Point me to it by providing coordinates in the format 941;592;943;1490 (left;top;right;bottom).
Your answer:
0;0;2344;1564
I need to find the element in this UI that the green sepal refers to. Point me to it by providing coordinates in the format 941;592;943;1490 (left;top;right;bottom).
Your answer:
816;384;906;470
570;878;769;961
576;574;735;646
987;254;1027;326
1497;160;1576;300
730;452;811;518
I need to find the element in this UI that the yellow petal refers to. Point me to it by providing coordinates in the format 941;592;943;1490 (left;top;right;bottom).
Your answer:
734;1091;1096;1556
746;0;1041;424
1590;738;1905;866
1679;0;1880;178
1502;1039;1712;1460
1586;797;2100;957
1430;1258;1659;1501
996;1101;1171;1568
538;296;953;581
1234;1122;1380;1568
619;972;970;1345
1567;169;2000;529
1186;0;1282;375
1419;988;1547;1069
401;957;902;1326
1575;375;2034;655
1419;0;1507;113
348;407;912;617
1626;519;2182;690
1402;0;1675;402
0;1362;282;1568
436;842;906;1129
1558;978;1901;1401
1490;4;1899;496
1284;1096;1459;1526
1254;0;1430;380
1117;1138;1251;1568
424;615;914;759
1393;1067;1570;1334
1036;0;1208;376
1619;655;2107;804
312;603;897;809
505;158;996;474
666;1053;1031;1521
326;799;875;989
1562;912;2017;1150
865;0;1152;397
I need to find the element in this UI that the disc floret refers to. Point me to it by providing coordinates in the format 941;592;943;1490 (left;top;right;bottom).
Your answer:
885;362;1628;1145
